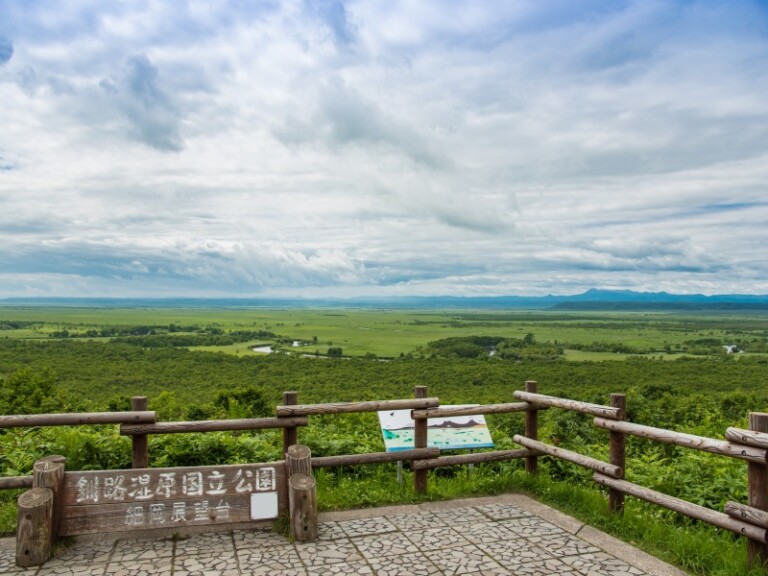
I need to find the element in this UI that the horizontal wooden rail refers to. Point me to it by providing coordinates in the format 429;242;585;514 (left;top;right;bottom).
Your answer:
726;427;768;450
594;418;767;463
412;449;534;470
0;476;33;490
725;501;768;529
0;411;156;429
513;435;623;478
412;402;529;419
513;392;623;420
276;398;439;417
120;417;308;436
594;473;767;543
312;448;440;468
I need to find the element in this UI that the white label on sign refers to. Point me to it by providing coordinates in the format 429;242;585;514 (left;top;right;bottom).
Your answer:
250;492;278;520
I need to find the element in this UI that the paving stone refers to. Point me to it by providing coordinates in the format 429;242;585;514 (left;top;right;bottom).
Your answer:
473;503;531;521
424;543;506;575
509;557;582;575
402;526;471;552
103;558;172;576
295;537;364;566
37;564;107;576
306;560;374;575
476;540;553;568
459;520;517;545
1;544;44;574
337;517;398;538
354;531;421;559
173;531;234;556
237;545;303;572
109;538;174;562
47;539;114;566
0;498;682;576
386;512;440;532
316;521;347;541
431;506;489;525
173;552;239;576
524;532;602;558
368;551;442;575
246;566;306;576
503;516;568;538
233;528;291;549
560;552;650;575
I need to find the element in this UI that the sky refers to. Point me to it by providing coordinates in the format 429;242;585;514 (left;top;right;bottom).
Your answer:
1;0;768;299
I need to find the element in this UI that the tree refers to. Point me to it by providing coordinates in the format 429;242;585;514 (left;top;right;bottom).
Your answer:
152;391;184;421
523;333;536;346
213;385;271;418
0;368;58;414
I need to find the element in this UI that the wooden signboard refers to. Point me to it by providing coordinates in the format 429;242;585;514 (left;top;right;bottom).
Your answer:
60;462;286;536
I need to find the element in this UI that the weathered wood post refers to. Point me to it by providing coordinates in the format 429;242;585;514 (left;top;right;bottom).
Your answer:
748;412;768;570
289;474;318;541
131;396;149;468
16;488;54;567
608;394;627;514
282;391;299;457
286;443;317;541
32;455;66;541
414;385;429;494
286;444;312;476
524;381;539;474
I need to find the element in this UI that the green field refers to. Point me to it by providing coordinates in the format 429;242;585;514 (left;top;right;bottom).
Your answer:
2;306;767;359
2;306;768;575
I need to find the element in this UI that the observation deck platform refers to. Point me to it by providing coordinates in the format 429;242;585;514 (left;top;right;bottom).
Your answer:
1;494;686;576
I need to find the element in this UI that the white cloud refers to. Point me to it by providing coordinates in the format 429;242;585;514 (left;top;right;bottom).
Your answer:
1;1;768;298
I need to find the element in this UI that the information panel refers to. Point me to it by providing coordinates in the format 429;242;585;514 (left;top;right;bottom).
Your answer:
378;406;494;452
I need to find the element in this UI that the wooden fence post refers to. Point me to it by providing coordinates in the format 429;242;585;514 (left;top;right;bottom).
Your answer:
286;444;317;541
414;386;428;494
282;391;299;457
524;381;539;474
32;455;65;542
289;474;318;542
131;396;149;468
16;488;53;567
608;394;627;514
748;412;768;570
286;444;312;476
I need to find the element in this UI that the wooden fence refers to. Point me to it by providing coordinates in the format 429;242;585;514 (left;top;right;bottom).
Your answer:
3;381;768;570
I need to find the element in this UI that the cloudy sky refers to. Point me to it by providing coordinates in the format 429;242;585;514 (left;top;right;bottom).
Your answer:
1;1;768;299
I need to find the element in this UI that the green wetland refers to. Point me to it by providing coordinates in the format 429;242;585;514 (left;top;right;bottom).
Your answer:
2;306;768;575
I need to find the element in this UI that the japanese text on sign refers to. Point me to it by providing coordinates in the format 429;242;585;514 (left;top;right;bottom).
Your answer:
73;467;276;504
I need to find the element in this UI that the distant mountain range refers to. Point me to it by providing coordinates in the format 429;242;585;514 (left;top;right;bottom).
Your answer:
387;418;484;432
2;289;768;310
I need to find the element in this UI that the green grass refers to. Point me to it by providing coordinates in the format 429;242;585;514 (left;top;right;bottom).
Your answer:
562;349;728;361
188;342;269;356
0;491;19;534
4;306;768;359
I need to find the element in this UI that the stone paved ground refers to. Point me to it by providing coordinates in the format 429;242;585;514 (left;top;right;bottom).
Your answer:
0;494;687;576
